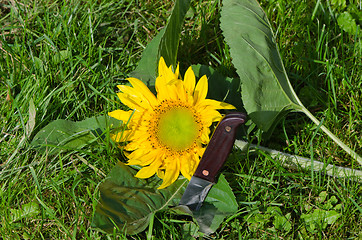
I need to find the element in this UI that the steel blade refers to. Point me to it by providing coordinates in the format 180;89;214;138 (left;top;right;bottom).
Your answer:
179;176;214;211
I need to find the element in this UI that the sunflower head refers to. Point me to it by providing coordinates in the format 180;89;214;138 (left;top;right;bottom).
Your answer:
109;57;235;188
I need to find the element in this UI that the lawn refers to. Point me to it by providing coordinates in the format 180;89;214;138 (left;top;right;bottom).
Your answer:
0;0;361;239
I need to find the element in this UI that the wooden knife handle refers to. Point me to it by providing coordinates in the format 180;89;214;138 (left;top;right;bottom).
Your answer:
193;112;247;182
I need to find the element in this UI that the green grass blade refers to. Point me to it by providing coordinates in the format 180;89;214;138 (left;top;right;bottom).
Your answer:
301;106;362;166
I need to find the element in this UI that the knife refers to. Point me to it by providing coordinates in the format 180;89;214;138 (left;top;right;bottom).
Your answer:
179;112;247;211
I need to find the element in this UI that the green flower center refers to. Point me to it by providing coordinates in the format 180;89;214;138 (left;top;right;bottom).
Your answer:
157;107;199;151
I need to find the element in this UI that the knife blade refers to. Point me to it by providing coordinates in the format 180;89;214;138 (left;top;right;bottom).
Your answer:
179;112;247;211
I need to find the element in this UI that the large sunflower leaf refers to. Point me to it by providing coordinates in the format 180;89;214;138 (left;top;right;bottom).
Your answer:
30;115;121;155
92;162;237;235
131;0;191;86
219;0;362;166
220;0;304;133
91;161;188;234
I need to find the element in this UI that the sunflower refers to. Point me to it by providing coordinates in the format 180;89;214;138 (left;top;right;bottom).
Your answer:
108;57;235;189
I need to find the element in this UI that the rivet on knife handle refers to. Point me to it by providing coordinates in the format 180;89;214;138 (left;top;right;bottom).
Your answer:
193;112;247;183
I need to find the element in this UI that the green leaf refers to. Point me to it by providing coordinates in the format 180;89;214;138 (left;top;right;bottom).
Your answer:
324;210;341;224
220;0;362;164
337;12;358;35
30;115;121;155
158;0;191;68
330;0;347;11
267;206;291;232
328;195;338;205
301;209;341;233
220;0;304;133
244;210;271;232
92;161;188;235
33;56;45;74
318;191;328;203
191;64;244;110
52;49;71;64
131;0;191;86
10;202;41;223
181;222;200;240
191;174;238;234
92;162;238;235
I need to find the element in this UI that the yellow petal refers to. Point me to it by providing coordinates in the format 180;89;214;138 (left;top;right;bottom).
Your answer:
158;57;179;83
180;153;198;180
156;79;176;101
126;148;161;167
126;157;143;166
158;164;179;189
170;80;186;101
140;150;163;166
126;129;150;143
125;139;149;151
108;110;132;121
199;108;223;125
116;92;146;111
194;75;208;104
135;161;162;179
116;85;155;110
183;66;196;95
200;131;210;144
174;63;180;79
155;75;171;100
195;146;206;157
127;77;158;107
127;147;150;160
110;129;131;142
157;169;165;179
158;57;168;78
197;99;235;110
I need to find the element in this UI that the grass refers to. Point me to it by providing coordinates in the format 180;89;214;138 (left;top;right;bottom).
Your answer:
0;0;361;239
